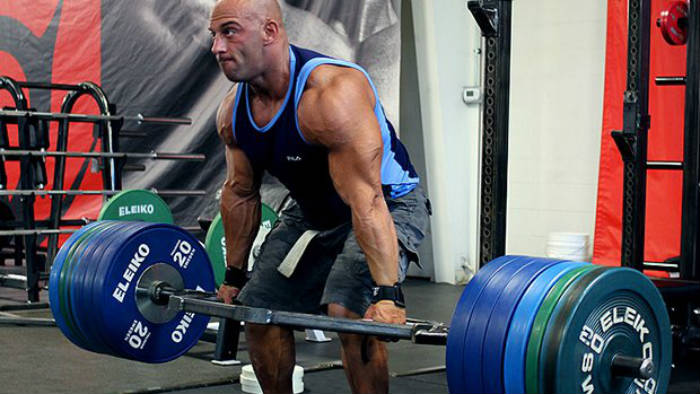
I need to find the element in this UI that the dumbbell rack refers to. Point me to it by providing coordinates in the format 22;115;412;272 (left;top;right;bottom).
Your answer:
0;77;198;303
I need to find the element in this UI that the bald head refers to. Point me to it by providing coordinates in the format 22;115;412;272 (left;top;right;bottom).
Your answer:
211;0;283;26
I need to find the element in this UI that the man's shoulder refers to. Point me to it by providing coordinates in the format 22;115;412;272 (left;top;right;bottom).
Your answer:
297;64;376;146
216;83;239;144
216;84;239;130
301;65;373;109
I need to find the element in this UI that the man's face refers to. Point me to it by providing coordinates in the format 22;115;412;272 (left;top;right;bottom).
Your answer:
209;0;264;82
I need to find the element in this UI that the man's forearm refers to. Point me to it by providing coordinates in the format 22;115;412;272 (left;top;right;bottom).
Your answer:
351;198;399;287
220;184;261;270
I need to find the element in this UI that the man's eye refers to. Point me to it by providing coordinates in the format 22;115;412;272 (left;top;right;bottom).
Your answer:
223;28;236;36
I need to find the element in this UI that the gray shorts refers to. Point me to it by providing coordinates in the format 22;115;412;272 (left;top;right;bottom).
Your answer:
237;185;430;317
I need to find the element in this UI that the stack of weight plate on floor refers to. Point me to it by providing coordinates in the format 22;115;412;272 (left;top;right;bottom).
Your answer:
445;255;672;394
48;221;216;362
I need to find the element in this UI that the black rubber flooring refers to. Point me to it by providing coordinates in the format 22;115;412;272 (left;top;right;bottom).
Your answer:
0;278;457;394
1;274;699;394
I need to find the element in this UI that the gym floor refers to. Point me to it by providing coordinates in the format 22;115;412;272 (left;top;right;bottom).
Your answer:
1;269;698;394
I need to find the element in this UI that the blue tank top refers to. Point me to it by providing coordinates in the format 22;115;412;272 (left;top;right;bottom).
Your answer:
231;45;419;229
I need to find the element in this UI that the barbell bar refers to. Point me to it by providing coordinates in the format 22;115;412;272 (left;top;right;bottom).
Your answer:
0;189;206;197
0;149;204;161
0;226;202;237
0;109;191;126
0;189;199;236
49;221;672;393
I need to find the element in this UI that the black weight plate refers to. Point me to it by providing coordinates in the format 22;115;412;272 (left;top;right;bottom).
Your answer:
541;267;672;394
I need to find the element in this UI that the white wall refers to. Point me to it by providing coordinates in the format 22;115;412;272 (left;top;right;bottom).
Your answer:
506;1;608;258
410;0;608;282
411;1;482;283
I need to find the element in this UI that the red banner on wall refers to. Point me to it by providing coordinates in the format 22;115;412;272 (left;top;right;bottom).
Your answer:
594;0;687;266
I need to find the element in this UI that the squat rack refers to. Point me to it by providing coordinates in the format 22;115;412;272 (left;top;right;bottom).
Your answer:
468;0;700;283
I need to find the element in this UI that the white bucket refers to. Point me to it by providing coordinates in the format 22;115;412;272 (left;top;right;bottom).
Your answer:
240;364;304;394
546;232;590;261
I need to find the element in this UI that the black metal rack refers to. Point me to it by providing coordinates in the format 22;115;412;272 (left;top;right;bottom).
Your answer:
467;0;513;266
611;0;700;283
610;0;653;273
0;77;199;302
679;0;700;281
0;76;43;302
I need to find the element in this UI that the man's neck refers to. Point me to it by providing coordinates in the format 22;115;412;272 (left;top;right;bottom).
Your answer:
248;44;291;102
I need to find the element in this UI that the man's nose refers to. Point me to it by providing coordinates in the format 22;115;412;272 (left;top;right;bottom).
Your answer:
211;35;225;55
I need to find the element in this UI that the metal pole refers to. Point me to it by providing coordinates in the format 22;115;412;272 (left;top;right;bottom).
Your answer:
613;0;652;271
0;109;192;126
0;189;207;196
469;0;513;265
158;289;448;344
171;295;417;340
0;150;205;161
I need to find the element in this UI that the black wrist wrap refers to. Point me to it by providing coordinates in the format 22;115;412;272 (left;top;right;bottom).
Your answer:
223;266;248;289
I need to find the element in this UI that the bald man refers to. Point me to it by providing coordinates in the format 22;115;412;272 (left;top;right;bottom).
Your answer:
209;1;430;393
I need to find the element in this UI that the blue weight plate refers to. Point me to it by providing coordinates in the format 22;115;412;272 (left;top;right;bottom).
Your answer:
73;221;143;354
49;222;105;348
54;221;115;348
503;261;584;394
447;255;520;394
66;222;123;353
481;257;566;394
460;256;542;393
61;221;121;350
87;221;155;357
97;223;216;362
541;267;672;394
57;222;113;348
80;221;148;356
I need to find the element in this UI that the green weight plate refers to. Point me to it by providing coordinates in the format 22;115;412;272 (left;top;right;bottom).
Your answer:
541;267;672;394
524;264;601;394
98;189;173;224
58;221;114;348
204;203;278;287
204;214;226;286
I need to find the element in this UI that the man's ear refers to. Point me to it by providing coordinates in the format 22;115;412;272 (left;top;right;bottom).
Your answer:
262;19;280;45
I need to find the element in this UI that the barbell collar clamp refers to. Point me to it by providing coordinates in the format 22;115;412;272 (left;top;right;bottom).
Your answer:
610;354;654;380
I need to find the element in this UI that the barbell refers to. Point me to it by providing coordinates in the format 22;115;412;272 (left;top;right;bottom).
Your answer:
0;149;204;161
0;108;191;126
49;221;672;394
0;189;180;237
